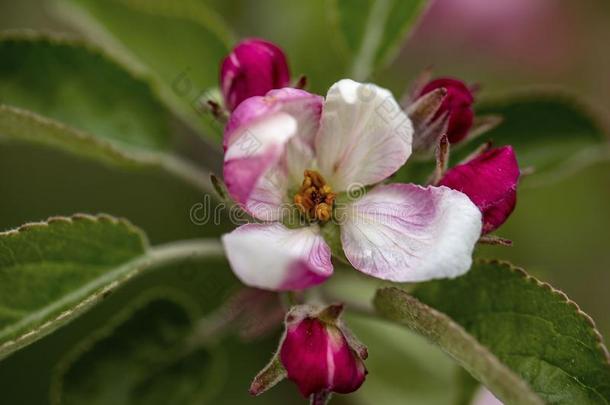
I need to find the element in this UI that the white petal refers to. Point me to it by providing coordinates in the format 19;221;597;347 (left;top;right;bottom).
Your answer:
340;184;482;282
224;112;295;220
284;133;316;187
222;223;333;291
245;169;290;222
315;79;413;192
225;112;297;161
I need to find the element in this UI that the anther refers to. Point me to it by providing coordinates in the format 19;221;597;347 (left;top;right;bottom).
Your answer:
294;170;335;222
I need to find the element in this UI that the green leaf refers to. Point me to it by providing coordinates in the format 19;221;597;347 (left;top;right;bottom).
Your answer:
0;248;241;404
52;0;233;141
374;287;543;405
0;214;224;359
376;260;610;404
0;237;292;404
52;296;226;405
0;32;213;193
328;0;430;80
472;90;610;186
0;104;152;168
0;32;170;153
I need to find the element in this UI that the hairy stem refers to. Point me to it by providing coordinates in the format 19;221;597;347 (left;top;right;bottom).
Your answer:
310;390;332;405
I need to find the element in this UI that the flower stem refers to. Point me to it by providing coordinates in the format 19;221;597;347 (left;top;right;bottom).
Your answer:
280;291;304;311
310;390;332;405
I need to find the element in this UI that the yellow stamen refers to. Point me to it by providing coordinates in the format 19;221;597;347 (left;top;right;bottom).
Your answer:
294;170;335;222
315;203;332;222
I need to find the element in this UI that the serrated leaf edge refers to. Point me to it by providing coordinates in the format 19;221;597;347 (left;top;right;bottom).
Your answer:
476;258;610;364
0;213;148;247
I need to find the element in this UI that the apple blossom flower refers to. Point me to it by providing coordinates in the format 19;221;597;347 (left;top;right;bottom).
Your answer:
440;146;520;234
250;304;368;398
220;38;291;111
221;79;483;291
417;77;475;144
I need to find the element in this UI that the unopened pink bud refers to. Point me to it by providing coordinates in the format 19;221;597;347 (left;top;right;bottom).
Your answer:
279;305;367;397
220;38;291;111
418;77;475;144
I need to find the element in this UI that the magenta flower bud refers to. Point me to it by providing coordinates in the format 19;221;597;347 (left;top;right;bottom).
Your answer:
418;77;475;144
250;304;367;399
440;146;520;234
280;309;367;397
220;38;291;111
280;305;367;397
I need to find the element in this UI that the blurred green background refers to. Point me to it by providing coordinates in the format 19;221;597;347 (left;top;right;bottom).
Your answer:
0;0;608;404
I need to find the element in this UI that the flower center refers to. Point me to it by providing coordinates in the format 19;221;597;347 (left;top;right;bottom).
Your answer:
294;170;335;223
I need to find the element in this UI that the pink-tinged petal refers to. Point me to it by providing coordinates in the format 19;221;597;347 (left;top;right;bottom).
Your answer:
418;77;475;144
224;95;271;150
340;184;482;282
440;146;519;233
280;316;366;397
268;88;324;148
224;87;322;149
223;112;296;218
221;223;333;291
223;89;323;220
220;38;290;111
327;328;367;394
315;80;412;192
244;169;290;222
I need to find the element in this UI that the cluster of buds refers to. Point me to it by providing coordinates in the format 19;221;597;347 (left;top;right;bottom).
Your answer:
406;72;520;236
250;304;368;402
